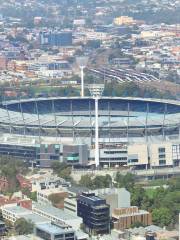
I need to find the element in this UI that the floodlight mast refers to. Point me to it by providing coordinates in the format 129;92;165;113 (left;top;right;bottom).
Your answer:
76;57;88;97
89;84;104;168
80;65;85;97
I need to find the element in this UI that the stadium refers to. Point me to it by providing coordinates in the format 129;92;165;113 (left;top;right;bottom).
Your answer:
0;97;180;168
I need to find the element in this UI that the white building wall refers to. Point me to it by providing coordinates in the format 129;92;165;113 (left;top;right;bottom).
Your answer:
128;143;148;166
149;142;173;167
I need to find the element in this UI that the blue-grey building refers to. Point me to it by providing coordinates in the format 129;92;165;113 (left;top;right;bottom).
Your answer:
40;31;72;46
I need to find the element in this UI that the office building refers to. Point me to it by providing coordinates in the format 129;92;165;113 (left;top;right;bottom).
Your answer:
63;144;89;166
0;135;89;168
77;192;110;235
92;188;130;215
39;31;72;46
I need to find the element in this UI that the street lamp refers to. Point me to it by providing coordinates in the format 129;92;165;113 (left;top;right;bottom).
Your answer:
89;84;104;168
76;56;88;97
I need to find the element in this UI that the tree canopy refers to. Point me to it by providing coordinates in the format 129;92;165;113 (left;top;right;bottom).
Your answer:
14;218;34;235
79;174;112;190
51;161;72;181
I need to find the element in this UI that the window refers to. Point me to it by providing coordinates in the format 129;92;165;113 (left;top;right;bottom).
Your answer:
159;147;165;153
45;144;48;153
67;153;79;162
50;155;59;160
128;159;138;163
36;228;51;240
159;160;166;165
65;233;75;238
55;234;63;240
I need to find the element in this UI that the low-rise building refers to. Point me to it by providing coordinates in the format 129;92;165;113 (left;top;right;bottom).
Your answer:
3;235;42;240
34;223;76;240
1;204;50;225
32;203;82;230
37;188;68;208
112;206;152;230
64;186;89;214
114;16;135;26
26;173;70;192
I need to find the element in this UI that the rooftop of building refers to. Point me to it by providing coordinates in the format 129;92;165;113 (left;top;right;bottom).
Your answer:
75;230;89;240
128;225;162;236
80;192;106;203
113;208;150;218
67;186;89;195
4;235;42;240
24;213;50;225
35;223;74;235
33;203;81;221
2;205;31;215
37;187;66;195
92;187;130;196
2;205;50;224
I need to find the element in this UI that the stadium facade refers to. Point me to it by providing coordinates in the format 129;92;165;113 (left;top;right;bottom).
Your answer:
0;97;180;168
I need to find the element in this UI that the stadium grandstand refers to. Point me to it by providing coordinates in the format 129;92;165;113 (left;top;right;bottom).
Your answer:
0;97;180;168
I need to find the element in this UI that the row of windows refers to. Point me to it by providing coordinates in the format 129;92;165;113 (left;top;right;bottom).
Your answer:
104;151;127;154
128;159;138;163
100;157;127;161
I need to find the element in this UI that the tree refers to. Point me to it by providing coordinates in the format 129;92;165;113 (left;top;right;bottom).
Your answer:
79;174;112;190
115;172;135;191
152;208;173;227
21;187;31;197
14;218;34;235
51;161;67;174
59;167;72;181
168;177;180;191
131;186;145;207
21;188;37;202
30;191;37;202
131;221;145;228
51;162;72;181
0;156;29;193
79;174;93;189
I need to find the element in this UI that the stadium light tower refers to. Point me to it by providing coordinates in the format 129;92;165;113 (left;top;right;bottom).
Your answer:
76;56;88;97
89;84;104;168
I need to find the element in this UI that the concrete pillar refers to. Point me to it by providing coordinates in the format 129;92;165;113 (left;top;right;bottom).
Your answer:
80;66;84;97
95;97;99;167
